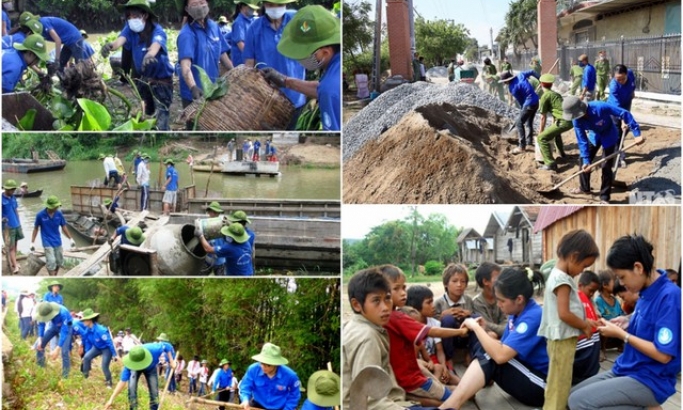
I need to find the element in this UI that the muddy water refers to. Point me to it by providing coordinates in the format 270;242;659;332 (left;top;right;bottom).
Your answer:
7;160;339;254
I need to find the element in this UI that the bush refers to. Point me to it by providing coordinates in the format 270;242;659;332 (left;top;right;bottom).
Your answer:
424;260;444;276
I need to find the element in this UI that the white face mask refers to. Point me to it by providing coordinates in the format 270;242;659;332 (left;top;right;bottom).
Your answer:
265;6;286;20
243;7;254;18
2;2;14;11
128;18;145;33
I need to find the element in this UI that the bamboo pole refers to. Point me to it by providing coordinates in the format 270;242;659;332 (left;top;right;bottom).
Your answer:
187;397;264;410
158;350;179;410
204;161;215;198
327;362;339;410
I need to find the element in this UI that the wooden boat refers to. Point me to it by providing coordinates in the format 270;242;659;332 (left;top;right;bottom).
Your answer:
2;158;67;173
13;189;43;198
62;210;110;245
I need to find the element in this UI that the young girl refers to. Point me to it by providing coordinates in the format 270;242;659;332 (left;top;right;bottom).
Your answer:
538;229;600;410
595;269;626;320
569;235;681;409
198;360;209;396
378;265;467;406
433;263;474;366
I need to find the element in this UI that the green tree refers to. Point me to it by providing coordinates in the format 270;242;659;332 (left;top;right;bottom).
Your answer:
501;0;538;53
415;18;470;65
342;1;374;65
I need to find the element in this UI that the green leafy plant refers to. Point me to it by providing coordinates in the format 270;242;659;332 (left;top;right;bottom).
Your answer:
17;109;37;131
77;98;112;131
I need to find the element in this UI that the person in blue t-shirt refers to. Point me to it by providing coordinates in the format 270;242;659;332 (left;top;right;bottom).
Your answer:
265;5;341;131
252;139;261;161
35;301;74;378
569;235;681;409
204;202;227;275
111;225;145;247
105;343;176;410
230;0;258;66
578;53;597;102
3;17;42;50
499;69;540;154
212;359;233;409
562;96;644;203
43;280;64;305
101;0;174;130
239;343;301;410
244;0;306;128
197;222;253;276
18;12;84;71
80;308;119;388
2;179;23;273
301;370;340;410
607;64;637;168
176;0;233;128
217;16;232;51
30;195;75;276
161;159;179;215
2;0;11;36
2;32;49;93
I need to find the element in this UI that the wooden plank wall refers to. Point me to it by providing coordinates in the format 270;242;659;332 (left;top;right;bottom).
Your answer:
541;207;681;271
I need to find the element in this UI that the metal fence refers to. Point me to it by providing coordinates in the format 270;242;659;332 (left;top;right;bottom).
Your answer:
508;34;681;95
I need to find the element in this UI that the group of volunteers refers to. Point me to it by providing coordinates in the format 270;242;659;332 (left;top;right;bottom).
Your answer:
343;231;680;410
226;137;278;162
2;0;341;131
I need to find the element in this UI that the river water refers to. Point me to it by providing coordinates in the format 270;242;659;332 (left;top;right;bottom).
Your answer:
6;160;339;254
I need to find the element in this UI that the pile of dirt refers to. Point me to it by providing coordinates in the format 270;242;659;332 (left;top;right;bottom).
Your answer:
282;144;340;166
343;104;553;204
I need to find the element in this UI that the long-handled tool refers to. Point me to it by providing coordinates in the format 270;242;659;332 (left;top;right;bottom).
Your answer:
612;128;628;175
535;58;560;93
159;350;180;410
538;141;639;193
187;397;264;410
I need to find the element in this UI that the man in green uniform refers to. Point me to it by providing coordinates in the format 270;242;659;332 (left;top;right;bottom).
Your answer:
536;74;571;171
529;56;542;76
500;56;512;72
594;50;610;100
482;57;498;94
412;52;421;82
570;57;584;96
447;59;455;82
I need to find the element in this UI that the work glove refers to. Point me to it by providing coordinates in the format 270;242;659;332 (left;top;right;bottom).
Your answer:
46;62;59;77
142;54;157;70
101;42;114;58
194;228;204;239
190;85;204;101
261;67;286;88
70;239;76;248
30;243;35;252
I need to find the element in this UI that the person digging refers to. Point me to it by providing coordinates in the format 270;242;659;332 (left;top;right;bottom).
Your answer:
536;74;571;172
561;96;645;203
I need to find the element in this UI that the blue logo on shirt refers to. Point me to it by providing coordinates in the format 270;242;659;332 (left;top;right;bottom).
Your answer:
658;327;673;345
516;322;528;334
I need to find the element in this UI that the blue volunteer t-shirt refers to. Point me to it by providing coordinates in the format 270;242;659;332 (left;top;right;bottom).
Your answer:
2;47;27;93
243;11;306;108
301;399;332;410
86;323;118;357
2;10;11;33
81;40;95;59
119;22;174;79
246;226;255;249
213;367;233;390
116;226;134;245
177;18;229;101
1;194;20;228
34;208;66;248
582;63;596;92
607;69;636;109
40;16;81;46
239;362;301;410
2;32;26;50
503;298;549;375
37;305;72;348
219;25;232;49
214;238;253;276
230;12;254;66
165;165;179;191
613;271;681;404
120;342;174;382
509;70;539;108
318;52;341;131
43;291;64;305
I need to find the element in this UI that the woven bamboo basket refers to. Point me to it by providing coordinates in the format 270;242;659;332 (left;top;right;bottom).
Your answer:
180;65;295;131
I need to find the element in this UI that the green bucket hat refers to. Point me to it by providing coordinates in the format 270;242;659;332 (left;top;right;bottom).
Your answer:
117;0;157;18
307;370;340;407
44;195;62;210
221;222;250;244
3;179;17;190
21;18;43;35
14;34;49;62
123;346;153;371
47;280;63;291
35;302;62;322
98;153;106;160
234;0;260;9
252;343;288;365
562;96;587;121
156;332;170;342
18;11;37;25
81;308;100;321
277;5;339;60
124;226;145;246
539;73;555;83
206;202;224;214
164;158;175;165
201;359;208;364
104;198;113;206
227;210;251;224
219;358;230;367
218;16;229;24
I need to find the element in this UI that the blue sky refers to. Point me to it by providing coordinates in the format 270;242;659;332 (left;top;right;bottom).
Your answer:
354;0;513;47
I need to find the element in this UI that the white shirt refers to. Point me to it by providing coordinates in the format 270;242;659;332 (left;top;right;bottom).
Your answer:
16;296;34;318
136;162;150;186
208;368;221;387
103;157;117;174
230;376;239;391
199;366;209;383
122;334;138;352
187;359;201;378
176;359;186;374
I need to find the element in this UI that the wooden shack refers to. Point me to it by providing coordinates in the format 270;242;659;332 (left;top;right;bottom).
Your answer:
534;206;681;271
506;206;543;267
482;210;512;264
456;228;492;264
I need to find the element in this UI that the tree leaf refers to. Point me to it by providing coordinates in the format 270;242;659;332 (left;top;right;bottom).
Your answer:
77;98;112;131
17;109;37;131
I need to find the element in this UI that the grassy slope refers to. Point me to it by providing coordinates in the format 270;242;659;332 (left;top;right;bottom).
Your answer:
3;311;187;410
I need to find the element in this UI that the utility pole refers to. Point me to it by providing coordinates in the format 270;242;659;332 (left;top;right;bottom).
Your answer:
408;0;416;59
490;27;494;58
372;0;383;92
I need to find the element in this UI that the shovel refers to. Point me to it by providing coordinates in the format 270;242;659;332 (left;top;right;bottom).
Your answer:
538;141;639;193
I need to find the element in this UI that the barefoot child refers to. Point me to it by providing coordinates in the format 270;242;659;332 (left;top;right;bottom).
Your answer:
538;229;600;410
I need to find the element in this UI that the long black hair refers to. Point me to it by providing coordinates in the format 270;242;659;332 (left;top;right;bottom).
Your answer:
494;267;534;303
606;234;655;276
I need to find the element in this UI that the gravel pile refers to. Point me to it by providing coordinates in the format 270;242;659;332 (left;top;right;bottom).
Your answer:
630;146;681;202
343;82;527;161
